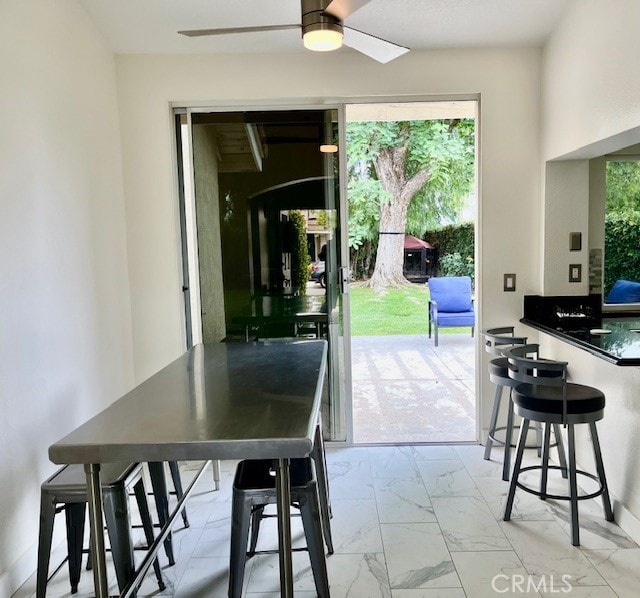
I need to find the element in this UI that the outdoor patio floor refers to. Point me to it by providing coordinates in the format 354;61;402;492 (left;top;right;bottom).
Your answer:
351;333;476;444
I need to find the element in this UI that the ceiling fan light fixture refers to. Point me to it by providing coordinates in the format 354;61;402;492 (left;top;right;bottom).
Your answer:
303;24;343;52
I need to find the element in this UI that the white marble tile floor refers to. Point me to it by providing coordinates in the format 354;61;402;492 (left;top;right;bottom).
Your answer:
13;445;639;597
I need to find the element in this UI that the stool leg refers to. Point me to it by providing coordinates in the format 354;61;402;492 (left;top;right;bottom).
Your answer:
148;462;175;566
168;461;190;528
553;424;569;479
504;419;530;521
299;488;330;598
567;424;580;546
540;423;552;500
133;480;166;592
229;493;252;598
248;506;264;556
503;388;515;481
212;459;221;491
313;422;334;553
484;384;502;461
535;422;543;458
65;503;86;594
589;422;614;522
36;493;58;598
103;487;135;594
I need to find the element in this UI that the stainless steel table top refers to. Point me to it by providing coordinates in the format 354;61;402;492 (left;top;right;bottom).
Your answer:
49;340;328;465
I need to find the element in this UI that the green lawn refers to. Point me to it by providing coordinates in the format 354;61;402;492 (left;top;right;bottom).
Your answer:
349;283;468;336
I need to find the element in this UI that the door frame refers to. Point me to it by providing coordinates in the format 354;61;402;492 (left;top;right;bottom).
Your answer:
172;92;482;446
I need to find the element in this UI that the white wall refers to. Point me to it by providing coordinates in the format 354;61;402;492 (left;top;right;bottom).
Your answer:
0;1;133;593
114;47;543;435
542;0;640;162
542;160;590;295
540;0;640;528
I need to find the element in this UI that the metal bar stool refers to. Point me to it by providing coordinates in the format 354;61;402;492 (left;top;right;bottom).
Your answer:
503;344;614;546
482;327;560;480
37;462;164;597
147;461;190;566
228;458;331;598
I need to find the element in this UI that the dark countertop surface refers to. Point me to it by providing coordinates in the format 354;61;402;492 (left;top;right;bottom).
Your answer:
521;316;640;366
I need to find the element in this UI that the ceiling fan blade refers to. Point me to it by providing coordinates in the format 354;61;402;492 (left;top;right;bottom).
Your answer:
343;26;409;64
178;24;300;37
324;0;372;20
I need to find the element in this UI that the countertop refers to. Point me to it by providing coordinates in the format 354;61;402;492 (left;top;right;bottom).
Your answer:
521;316;640;366
49;339;328;464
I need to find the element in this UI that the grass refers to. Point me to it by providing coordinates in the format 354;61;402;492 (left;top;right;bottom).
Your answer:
349;283;469;336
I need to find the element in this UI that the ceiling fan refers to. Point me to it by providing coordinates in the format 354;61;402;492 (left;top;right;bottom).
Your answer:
178;0;409;64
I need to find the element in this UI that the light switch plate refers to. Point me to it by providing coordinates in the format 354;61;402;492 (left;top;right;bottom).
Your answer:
504;273;516;292
569;264;582;282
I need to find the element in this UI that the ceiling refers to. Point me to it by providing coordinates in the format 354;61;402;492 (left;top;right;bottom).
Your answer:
79;0;569;56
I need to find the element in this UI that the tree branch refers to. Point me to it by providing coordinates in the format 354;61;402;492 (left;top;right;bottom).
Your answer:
400;165;433;204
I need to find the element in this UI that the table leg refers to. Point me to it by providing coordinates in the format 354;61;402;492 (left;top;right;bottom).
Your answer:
212;459;221;491
275;458;294;598
84;463;109;598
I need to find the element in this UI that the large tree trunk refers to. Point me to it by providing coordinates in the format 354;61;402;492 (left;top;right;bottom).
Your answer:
368;204;409;291
367;146;433;292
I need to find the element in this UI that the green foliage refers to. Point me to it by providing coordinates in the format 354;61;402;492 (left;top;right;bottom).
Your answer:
349;239;377;280
438;252;475;279
606;161;640;215
346;119;475;248
424;222;475;260
288;210;310;295
603;161;640;296
604;211;640;296
315;210;330;229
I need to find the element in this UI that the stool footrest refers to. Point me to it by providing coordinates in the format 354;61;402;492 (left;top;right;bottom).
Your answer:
248;547;308;556
515;465;605;501
488;425;559;450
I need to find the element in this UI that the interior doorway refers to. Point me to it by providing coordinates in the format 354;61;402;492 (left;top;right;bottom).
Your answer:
345;101;479;444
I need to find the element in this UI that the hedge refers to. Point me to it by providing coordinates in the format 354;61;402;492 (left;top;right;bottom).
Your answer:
289;210;311;295
423;223;474;260
604;211;640;297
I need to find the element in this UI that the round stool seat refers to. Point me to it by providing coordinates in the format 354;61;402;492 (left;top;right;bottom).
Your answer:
488;356;509;379
513;383;605;415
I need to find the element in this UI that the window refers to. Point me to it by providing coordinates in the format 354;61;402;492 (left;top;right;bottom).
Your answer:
603;158;640;304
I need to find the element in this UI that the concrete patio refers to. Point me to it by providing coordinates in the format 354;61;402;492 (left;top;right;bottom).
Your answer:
351;333;477;444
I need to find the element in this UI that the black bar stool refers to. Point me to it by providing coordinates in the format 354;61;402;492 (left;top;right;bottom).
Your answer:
147;461;189;566
228;458;331;598
37;462;164;597
482;327;559;480
503;344;614;546
482;327;530;480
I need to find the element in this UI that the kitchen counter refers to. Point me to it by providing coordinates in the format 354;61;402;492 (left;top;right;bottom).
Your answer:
522;315;640;365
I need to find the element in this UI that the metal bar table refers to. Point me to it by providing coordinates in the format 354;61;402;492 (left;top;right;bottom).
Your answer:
49;339;328;598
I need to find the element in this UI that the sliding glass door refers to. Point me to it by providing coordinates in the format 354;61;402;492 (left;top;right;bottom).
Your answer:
174;105;351;441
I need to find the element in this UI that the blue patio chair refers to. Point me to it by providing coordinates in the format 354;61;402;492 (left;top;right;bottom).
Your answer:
427;276;475;346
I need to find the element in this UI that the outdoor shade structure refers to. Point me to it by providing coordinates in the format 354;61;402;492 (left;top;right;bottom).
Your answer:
403;235;437;282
